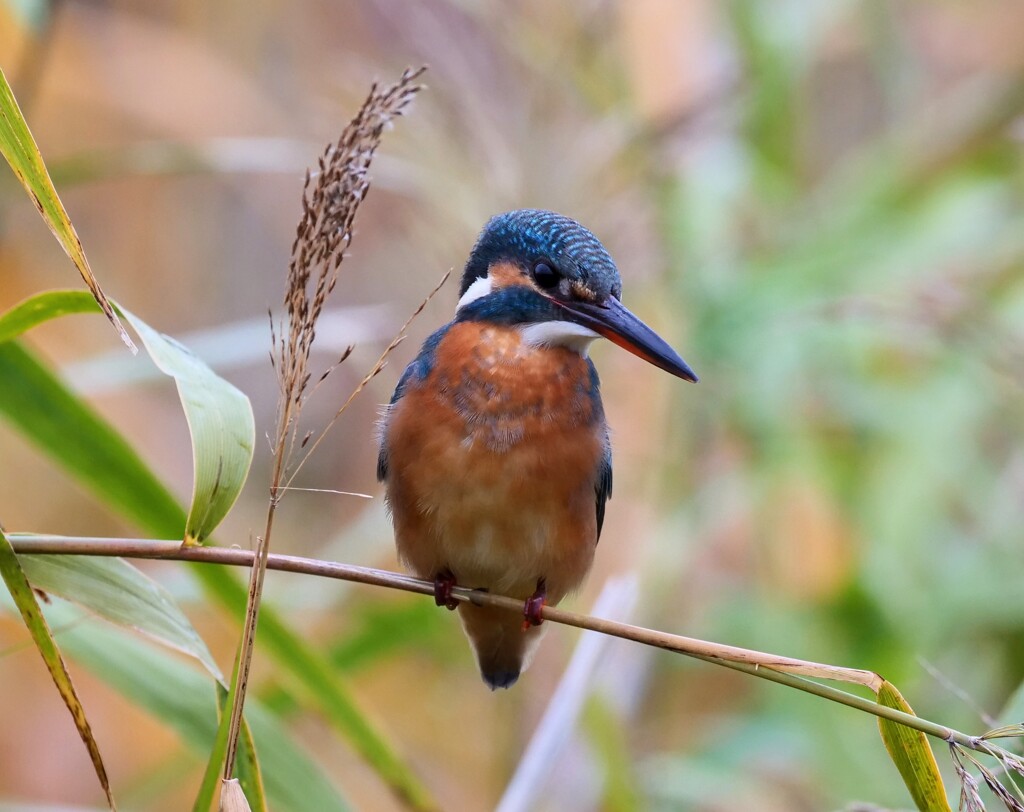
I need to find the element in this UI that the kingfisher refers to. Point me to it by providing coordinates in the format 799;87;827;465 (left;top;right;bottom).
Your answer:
378;209;697;689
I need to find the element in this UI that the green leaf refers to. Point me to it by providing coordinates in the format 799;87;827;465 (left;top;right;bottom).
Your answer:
234;696;269;812
9;541;264;808
118;308;255;543
0;340;436;809
192;683;268;812
0;68;133;351
0;528;115;809
0;289;100;343
15;546;221;679
194;661;244;812
877;680;952;812
0;340;186;532
42;602;348;812
0;290;255;543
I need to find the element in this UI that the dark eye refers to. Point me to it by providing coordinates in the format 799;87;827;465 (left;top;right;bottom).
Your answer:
532;260;560;289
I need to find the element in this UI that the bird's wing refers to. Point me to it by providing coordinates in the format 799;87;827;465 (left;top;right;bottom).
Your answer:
376;324;451;483
595;441;613;542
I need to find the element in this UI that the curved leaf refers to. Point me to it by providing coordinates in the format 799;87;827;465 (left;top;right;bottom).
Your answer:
0;68;133;351
0;528;115;809
119;309;254;543
41;602;347;812
877;680;952;812
0;290;255;543
0;289;100;343
15;544;221;679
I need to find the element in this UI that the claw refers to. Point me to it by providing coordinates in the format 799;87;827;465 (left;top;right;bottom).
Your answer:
433;569;459;610
522;578;547;629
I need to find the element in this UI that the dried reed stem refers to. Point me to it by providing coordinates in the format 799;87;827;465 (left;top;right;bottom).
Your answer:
220;66;426;792
275;66;426;483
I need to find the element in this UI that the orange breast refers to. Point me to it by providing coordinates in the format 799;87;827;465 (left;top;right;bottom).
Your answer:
382;321;606;601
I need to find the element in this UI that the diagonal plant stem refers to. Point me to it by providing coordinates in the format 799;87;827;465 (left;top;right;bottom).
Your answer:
222;532;269;781
6;532;996;755
217;66;427;806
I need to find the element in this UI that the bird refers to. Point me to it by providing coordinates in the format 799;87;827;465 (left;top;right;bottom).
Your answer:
377;209;697;689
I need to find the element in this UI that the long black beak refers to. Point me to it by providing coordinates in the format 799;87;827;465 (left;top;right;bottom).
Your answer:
558;296;698;382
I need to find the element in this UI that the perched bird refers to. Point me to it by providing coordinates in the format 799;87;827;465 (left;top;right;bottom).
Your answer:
378;209;697;689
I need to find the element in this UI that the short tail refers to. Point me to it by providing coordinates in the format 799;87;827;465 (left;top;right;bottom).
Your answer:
458;603;547;690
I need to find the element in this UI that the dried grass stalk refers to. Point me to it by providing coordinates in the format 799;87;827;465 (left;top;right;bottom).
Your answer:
221;66;426;795
274;66;425;485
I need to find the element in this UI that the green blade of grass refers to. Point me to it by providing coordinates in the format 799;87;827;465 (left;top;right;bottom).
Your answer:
877;680;952;812
15;545;222;679
194;632;246;812
0;288;101;342
5;542;265;809
33;600;347;812
0;68;133;351
0;290;255;543
9;542;264;809
0;340;436;810
229;685;269;812
0;527;115;809
0;340;185;533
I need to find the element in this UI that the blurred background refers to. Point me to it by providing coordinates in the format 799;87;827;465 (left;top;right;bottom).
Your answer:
1;1;1023;809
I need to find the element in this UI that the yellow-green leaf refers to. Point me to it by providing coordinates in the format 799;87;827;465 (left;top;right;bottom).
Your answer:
0;527;116;809
0;67;134;352
877;680;952;812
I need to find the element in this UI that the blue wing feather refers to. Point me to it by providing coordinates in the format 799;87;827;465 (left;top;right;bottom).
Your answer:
376;324;451;482
595;441;612;542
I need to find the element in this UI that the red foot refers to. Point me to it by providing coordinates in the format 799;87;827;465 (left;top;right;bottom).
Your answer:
434;569;459;611
522;578;547;630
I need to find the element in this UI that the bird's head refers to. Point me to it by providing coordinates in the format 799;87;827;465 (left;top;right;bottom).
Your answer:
457;209;697;382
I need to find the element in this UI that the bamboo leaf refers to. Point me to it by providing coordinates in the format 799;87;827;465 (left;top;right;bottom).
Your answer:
0;528;115;809
0;290;255;543
877;680;952;812
0;68;134;351
0;341;185;534
194;682;268;812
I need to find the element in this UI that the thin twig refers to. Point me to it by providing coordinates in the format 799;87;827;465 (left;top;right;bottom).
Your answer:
223;532;268;782
6;532;995;754
283;268;451;490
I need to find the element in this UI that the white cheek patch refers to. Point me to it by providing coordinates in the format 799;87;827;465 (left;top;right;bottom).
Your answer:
457;275;493;310
520;321;601;355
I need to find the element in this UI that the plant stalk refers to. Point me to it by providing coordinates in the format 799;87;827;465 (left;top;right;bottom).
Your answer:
8;533;982;752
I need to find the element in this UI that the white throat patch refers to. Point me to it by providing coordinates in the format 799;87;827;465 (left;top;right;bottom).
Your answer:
457;276;493;310
520;321;600;355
